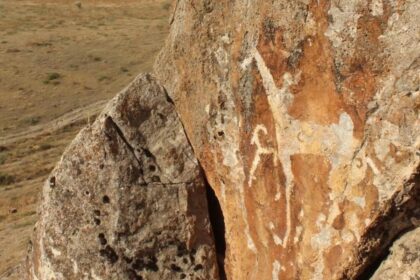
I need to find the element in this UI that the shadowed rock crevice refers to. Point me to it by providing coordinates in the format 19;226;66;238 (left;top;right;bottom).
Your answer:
205;181;227;280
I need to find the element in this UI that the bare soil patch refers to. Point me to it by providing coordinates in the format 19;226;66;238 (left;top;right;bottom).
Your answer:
0;0;171;276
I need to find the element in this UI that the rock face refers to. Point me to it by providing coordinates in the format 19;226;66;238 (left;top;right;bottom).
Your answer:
155;0;419;279
26;74;219;280
371;227;420;280
26;1;420;279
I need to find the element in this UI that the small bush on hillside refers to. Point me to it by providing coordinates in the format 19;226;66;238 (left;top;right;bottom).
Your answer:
44;72;61;84
0;153;7;165
98;75;110;82
39;143;53;151
0;173;15;185
22;116;40;126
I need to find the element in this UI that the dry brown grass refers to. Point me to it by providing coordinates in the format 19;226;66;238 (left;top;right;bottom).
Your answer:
0;0;171;276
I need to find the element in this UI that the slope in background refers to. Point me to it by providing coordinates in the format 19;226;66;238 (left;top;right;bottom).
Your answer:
0;0;171;276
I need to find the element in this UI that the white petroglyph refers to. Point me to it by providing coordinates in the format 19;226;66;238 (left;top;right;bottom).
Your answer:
72;260;79;274
249;124;278;186
215;45;258;255
253;49;361;249
294;226;303;244
273;234;283;246
272;260;282;280
219;179;226;202
366;157;380;175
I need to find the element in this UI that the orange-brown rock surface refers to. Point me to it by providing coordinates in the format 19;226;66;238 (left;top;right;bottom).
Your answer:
155;0;419;279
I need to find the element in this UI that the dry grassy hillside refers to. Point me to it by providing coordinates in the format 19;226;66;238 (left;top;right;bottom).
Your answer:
0;0;171;277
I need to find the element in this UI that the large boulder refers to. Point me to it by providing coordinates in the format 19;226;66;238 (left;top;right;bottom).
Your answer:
25;74;219;280
155;0;420;279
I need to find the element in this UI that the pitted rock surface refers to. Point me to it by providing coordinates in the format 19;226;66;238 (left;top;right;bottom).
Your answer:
371;227;420;280
25;74;219;280
155;0;420;279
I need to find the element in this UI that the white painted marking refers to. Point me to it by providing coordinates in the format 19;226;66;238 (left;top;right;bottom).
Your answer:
253;48;361;251
220;179;226;203
294;226;303;244
254;50;296;248
50;247;61;257
273;234;283;246
221;33;231;44
247;232;257;253
272;260;282;280
248;124;277;186
72;260;79;274
240;55;254;70
366;157;380;174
